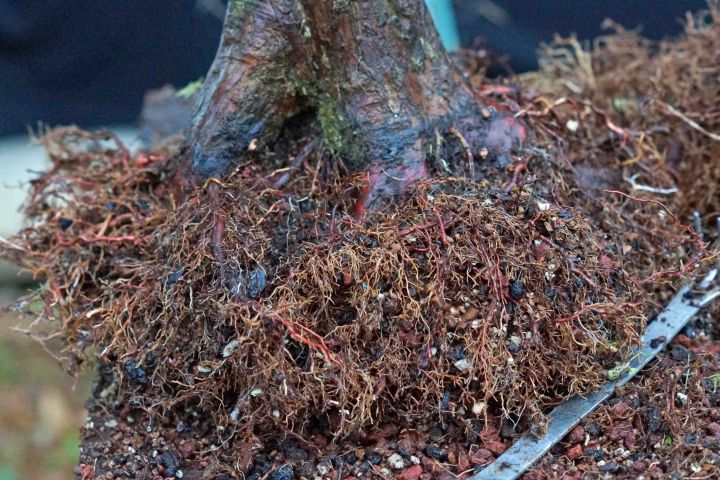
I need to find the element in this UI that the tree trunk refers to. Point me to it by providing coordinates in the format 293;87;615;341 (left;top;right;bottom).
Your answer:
183;0;524;209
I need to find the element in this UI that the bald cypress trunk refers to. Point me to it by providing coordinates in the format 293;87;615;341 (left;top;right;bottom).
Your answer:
184;0;523;207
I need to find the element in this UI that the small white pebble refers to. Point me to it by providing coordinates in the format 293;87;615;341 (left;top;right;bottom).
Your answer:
381;468;392;477
454;358;471;372
410;456;421;465
387;453;405;470
317;463;330;475
104;419;118;428
472;401;486;415
127;446;136;454
222;339;240;358
175;470;184;479
272;409;280;418
597;460;606;467
676;392;688;406
566;119;580;132
229;407;240;423
691;463;702;473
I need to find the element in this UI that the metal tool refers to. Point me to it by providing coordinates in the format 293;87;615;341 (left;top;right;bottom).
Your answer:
470;268;720;480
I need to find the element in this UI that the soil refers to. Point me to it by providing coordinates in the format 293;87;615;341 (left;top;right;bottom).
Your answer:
4;4;720;480
75;331;720;480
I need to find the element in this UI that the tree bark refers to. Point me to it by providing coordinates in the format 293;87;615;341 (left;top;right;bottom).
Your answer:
184;0;524;208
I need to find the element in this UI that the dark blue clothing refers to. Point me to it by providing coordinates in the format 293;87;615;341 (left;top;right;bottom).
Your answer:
0;1;222;135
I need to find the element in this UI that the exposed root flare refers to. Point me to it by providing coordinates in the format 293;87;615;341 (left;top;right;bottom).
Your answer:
6;125;706;441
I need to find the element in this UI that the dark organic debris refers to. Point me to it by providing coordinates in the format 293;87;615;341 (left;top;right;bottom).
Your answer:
58;217;73;230
424;444;448;461
124;360;148;385
247;268;267;299
156;451;180;476
269;465;293;480
165;269;183;288
509;279;525;300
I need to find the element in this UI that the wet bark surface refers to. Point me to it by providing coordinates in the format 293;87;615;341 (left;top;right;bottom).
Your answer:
184;0;524;207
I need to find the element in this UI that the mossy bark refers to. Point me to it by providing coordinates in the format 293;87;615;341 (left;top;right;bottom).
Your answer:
184;0;523;208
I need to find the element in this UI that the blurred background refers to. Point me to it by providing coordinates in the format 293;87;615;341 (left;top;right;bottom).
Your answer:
0;1;706;478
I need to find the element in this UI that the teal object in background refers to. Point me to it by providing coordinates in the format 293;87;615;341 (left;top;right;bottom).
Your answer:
0;467;18;480
425;0;461;52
